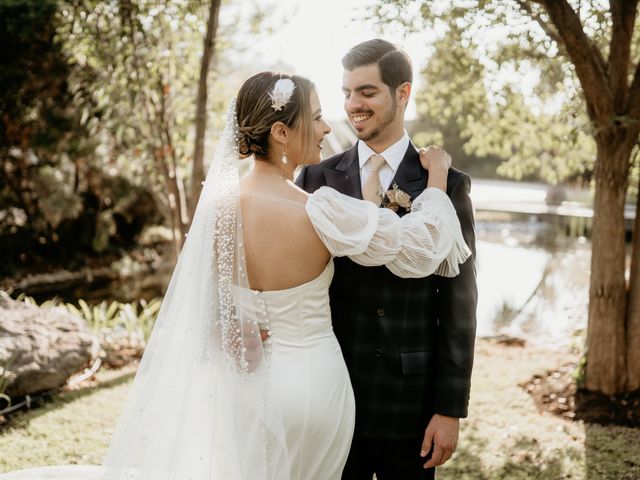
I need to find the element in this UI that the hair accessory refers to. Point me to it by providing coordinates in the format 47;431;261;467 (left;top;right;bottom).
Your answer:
269;78;296;111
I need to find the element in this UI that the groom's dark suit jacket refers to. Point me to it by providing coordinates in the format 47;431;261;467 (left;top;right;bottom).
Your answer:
296;142;477;440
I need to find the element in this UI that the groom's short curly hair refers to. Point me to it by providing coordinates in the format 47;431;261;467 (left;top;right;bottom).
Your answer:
342;39;413;93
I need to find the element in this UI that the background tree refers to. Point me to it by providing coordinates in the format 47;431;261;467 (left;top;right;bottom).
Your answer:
410;24;503;177
55;0;248;257
0;0;157;275
1;0;269;273
372;0;640;394
190;0;222;215
58;0;194;257
0;1;86;240
401;4;597;184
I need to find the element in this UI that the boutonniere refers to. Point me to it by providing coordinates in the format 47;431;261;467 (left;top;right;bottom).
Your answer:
381;183;412;213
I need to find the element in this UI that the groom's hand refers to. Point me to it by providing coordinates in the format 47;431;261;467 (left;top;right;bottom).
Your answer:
420;414;459;469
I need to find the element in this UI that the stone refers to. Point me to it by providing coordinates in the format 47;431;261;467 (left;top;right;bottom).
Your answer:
0;291;98;398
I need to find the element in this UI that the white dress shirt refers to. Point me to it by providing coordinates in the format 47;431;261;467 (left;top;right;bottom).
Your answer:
358;132;410;193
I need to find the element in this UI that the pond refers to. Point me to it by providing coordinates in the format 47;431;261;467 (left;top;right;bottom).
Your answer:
475;218;590;346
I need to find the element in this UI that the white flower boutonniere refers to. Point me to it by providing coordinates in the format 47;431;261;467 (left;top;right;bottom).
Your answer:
381;183;412;213
269;78;296;111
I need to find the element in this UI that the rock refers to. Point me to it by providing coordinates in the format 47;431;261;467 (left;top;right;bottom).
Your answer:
0;291;98;398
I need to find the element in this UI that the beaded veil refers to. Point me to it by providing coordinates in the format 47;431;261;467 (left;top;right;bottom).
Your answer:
101;99;290;479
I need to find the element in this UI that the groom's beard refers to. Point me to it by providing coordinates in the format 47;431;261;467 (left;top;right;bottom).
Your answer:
354;97;398;143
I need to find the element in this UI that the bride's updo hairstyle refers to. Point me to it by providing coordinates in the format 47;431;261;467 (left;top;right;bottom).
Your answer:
236;72;315;162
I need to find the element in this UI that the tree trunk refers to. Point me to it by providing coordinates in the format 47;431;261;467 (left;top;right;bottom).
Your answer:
585;136;632;394
626;148;640;391
189;0;222;218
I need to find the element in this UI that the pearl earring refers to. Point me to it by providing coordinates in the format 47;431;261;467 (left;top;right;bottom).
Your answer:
282;146;288;165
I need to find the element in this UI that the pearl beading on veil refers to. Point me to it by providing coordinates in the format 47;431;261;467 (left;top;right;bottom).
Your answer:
98;97;291;479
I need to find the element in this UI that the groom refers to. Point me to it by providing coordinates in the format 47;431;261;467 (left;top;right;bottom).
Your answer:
296;39;477;479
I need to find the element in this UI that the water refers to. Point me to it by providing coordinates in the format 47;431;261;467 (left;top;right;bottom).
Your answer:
475;219;590;346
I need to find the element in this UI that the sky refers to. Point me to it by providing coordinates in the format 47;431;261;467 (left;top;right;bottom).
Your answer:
232;0;439;121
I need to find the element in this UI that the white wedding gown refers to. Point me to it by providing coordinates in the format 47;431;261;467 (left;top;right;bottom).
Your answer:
247;260;354;479
0;187;470;480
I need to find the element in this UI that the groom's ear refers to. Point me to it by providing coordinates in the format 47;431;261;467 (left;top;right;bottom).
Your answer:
397;82;412;108
270;121;290;144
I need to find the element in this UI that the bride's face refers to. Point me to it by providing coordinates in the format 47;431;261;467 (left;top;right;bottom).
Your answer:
288;89;331;166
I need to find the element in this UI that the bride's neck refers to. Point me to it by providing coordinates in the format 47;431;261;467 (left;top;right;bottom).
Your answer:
253;157;295;181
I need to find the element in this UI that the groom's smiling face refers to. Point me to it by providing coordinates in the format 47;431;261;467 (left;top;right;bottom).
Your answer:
342;63;403;150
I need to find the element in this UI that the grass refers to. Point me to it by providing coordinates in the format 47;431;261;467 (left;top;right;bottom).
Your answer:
0;368;135;472
439;341;640;479
1;341;639;479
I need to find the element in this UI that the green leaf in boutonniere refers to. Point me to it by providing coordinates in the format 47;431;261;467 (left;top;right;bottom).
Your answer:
381;183;412;213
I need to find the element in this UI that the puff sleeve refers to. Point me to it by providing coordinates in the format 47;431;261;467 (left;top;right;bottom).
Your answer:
305;186;471;278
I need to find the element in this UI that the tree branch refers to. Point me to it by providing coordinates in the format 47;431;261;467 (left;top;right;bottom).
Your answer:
608;0;639;111
627;59;640;121
190;0;221;218
589;38;608;82
516;0;563;46
533;0;613;122
149;188;171;222
156;75;186;239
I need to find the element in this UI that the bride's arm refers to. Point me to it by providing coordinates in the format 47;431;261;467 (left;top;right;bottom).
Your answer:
305;148;471;278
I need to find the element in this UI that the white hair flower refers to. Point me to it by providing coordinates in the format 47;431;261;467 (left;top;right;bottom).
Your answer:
269;78;296;111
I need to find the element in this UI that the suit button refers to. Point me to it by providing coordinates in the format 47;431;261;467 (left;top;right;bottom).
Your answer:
375;348;384;357
376;308;385;317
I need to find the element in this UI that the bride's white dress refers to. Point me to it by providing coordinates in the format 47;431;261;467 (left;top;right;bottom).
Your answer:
252;260;354;479
0;187;469;480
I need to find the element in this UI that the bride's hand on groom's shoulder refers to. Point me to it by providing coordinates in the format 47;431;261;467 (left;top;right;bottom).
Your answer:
419;146;452;172
420;146;451;191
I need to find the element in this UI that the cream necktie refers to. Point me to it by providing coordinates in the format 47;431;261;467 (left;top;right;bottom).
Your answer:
362;154;387;205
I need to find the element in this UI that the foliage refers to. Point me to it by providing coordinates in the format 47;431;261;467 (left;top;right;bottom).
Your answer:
0;165;160;276
15;293;162;343
67;298;162;342
372;0;637;186
53;0;200;251
0;0;162;275
54;0;262;252
469;89;596;185
0;0;90;248
1;0;270;272
409;24;503;178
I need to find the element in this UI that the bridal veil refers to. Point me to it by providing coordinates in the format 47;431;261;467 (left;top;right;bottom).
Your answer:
100;99;290;479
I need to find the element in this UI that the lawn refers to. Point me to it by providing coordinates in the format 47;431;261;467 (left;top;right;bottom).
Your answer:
1;341;639;479
440;341;640;480
0;367;136;471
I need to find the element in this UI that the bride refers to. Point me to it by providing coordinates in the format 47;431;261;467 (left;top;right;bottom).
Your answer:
1;72;469;480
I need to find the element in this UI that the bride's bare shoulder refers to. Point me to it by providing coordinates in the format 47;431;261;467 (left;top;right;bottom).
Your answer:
239;178;309;208
287;181;311;203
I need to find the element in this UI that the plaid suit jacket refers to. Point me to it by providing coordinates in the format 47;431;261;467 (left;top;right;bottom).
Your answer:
296;142;478;439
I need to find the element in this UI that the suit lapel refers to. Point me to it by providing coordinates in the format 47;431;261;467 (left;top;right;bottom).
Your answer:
324;141;428;203
323;143;362;199
389;141;427;201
